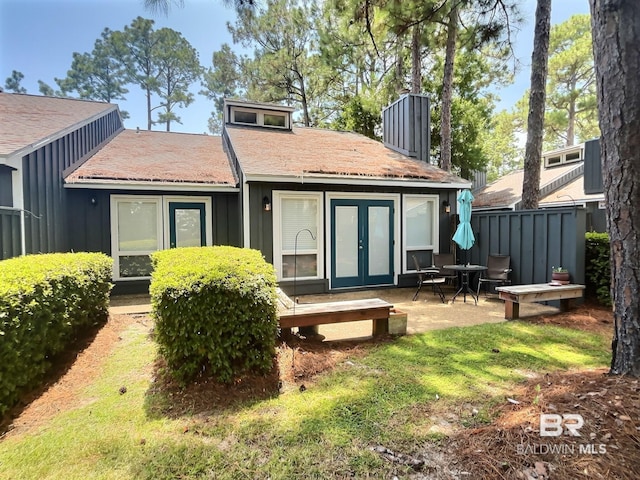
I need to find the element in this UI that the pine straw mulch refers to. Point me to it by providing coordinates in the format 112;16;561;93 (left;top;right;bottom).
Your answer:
3;301;640;479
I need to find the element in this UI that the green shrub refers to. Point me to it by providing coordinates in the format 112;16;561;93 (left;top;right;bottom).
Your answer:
0;252;113;415
585;232;611;306
150;246;278;384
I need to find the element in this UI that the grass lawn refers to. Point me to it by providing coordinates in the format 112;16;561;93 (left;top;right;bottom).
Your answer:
0;318;610;479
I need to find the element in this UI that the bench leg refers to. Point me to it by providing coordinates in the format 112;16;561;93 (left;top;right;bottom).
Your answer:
560;298;571;312
504;301;519;320
372;318;389;336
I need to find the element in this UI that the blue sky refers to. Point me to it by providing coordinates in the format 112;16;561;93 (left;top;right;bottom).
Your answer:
1;0;590;134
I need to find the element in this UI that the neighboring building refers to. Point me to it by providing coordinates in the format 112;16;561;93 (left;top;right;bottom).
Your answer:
1;92;470;293
472;140;607;232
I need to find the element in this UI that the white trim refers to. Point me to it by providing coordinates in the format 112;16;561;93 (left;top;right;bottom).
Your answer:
110;195;163;281
230;106;290;129
242;182;250;248
272;191;324;282
110;194;214;281
245;172;470;189
402;194;439;273
64;181;238;192
325;192;401;289
163;196;213;247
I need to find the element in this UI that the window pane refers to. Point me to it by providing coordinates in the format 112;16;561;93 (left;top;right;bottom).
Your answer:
368;206;390;276
334;205;359;278
282;254;317;278
119;255;153;278
281;198;317;250
118;201;158;251
174;208;202;247
406;198;433;248
234;110;257;124
264;114;285;127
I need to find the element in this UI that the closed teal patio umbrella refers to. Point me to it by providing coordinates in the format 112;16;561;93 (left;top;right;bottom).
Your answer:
452;189;475;261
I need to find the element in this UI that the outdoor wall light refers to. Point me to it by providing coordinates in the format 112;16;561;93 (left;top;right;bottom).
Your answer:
263;196;272;212
442;200;451;213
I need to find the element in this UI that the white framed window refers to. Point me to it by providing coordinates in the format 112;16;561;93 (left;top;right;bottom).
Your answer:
110;195;212;280
111;196;162;280
403;194;439;273
230;107;290;129
272;191;323;281
543;145;584;168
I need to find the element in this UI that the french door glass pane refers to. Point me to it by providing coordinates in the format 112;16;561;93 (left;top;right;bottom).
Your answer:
174;208;202;247
117;201;158;251
335;205;359;278
368;206;390;276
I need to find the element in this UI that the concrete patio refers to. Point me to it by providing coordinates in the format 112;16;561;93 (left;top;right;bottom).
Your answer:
110;286;560;342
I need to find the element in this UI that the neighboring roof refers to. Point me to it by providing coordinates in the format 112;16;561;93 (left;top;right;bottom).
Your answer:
539;176;604;207
0;92;117;158
473;162;584;209
65;129;237;188
225;124;468;187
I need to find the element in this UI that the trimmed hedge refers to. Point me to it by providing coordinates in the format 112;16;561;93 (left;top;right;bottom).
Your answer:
150;246;279;383
585;232;612;306
0;252;113;415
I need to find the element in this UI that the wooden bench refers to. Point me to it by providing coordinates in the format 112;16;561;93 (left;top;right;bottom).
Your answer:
277;295;393;338
496;283;585;320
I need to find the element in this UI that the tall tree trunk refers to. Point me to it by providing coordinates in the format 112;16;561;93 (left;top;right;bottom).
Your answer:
440;3;458;173
411;23;421;94
590;0;640;377
146;88;152;131
521;0;551;209
566;80;576;146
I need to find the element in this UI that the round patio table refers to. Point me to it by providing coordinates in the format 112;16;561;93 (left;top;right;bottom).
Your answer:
443;264;488;305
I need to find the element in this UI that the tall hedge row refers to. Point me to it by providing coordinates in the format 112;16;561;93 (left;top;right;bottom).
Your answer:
150;246;279;383
0;252;113;415
585;232;612;306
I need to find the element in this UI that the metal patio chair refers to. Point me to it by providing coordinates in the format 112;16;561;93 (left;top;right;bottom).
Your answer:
412;255;446;303
433;253;458;286
476;254;512;297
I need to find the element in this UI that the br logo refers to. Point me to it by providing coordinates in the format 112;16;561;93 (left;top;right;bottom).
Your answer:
540;413;584;437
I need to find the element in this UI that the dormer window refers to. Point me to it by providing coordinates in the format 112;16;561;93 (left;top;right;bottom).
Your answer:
224;99;294;130
234;110;257;125
543;144;584;168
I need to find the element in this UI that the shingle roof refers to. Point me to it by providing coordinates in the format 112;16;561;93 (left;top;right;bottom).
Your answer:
473;163;584;209
539;176;604;206
65;129;237;186
226;124;467;185
0;93;116;157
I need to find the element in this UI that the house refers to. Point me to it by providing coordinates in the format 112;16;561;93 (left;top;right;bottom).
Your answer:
0;92;470;294
472;140;607;232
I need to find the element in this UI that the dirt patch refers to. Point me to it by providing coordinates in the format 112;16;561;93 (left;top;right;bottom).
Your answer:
1;313;141;437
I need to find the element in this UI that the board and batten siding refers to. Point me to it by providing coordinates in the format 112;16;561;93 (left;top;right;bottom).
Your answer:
382;94;430;161
22;110;122;255
0;209;21;260
584;138;603;195
470;207;587;286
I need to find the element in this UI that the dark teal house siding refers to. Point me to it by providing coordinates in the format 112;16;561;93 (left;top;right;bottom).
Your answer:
0;166;13;206
584;138;603;195
21;109;122;255
0;210;21;259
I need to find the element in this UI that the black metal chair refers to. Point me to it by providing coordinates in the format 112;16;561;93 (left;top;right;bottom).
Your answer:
412;255;446;303
476;254;512;297
433;253;458;286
